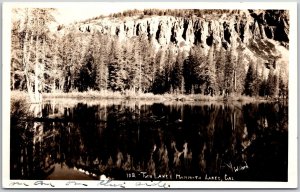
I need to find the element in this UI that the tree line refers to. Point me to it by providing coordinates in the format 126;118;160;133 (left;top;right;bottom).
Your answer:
110;9;239;19
11;8;288;100
79;9;239;25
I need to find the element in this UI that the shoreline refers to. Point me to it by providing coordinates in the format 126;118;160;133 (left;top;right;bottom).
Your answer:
10;90;287;103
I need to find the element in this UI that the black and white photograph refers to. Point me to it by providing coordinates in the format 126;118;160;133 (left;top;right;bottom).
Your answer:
2;2;298;189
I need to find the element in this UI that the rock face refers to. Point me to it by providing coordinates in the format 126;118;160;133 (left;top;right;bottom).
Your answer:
77;10;289;50
72;9;289;78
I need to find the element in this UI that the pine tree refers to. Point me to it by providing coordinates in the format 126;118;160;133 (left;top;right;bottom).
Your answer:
235;52;246;95
132;37;142;93
259;66;267;97
192;45;206;94
259;79;268;97
42;33;62;93
121;39;134;91
183;47;205;94
139;34;155;92
15;8;56;102
266;67;278;97
108;38;124;92
204;46;217;96
278;68;287;99
224;47;235;96
92;31;103;91
170;51;184;94
215;47;226;95
129;35;154;93
77;49;97;92
60;29;80;92
244;61;255;96
11;15;26;90
164;45;176;93
96;34;111;92
152;49;166;94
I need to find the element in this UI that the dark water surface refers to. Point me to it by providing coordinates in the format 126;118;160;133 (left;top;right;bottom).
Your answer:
10;99;288;181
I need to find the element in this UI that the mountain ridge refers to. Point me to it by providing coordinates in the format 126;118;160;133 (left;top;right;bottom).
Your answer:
60;9;289;81
66;9;289;48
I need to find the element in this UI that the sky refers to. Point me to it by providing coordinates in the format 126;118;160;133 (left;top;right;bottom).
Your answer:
54;3;131;25
11;2;245;25
53;2;206;25
10;2;148;26
10;2;295;26
11;3;145;30
49;2;177;25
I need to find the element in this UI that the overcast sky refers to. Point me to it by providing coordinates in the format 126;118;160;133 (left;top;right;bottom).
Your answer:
13;2;240;25
10;2;151;25
54;3;131;25
10;2;293;26
51;2;175;25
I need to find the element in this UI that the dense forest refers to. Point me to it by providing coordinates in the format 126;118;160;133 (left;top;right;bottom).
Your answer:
11;8;288;102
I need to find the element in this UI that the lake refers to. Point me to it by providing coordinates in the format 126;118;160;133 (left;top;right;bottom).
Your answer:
10;99;288;181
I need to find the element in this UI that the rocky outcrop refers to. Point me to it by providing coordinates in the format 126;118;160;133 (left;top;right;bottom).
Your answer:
71;9;289;80
250;10;289;44
77;10;289;51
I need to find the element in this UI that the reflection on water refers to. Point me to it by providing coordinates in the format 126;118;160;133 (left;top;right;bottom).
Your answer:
10;99;288;181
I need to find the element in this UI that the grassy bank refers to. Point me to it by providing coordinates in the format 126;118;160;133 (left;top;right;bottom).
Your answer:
10;90;276;103
40;90;270;102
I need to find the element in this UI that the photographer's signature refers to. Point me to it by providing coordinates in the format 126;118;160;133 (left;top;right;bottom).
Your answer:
223;161;249;172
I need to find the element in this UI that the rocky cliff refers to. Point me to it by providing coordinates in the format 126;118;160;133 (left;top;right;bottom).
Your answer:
68;9;289;77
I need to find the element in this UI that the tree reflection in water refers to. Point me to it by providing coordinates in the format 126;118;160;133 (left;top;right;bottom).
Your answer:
10;99;288;181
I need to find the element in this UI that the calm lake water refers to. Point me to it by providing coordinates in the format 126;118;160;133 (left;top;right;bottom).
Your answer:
10;99;288;181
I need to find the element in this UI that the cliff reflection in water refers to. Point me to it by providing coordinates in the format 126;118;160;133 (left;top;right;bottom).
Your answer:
10;99;288;181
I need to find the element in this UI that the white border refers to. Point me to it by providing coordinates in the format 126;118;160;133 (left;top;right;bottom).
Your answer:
2;2;298;189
